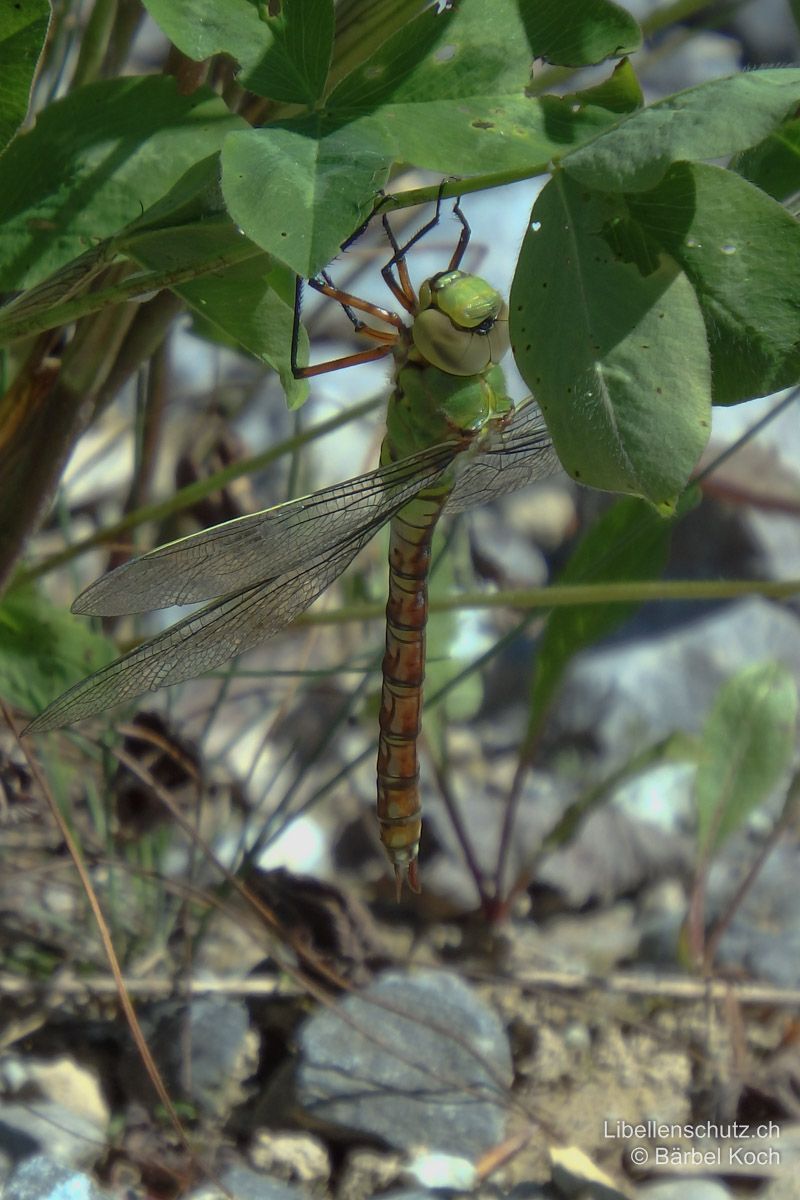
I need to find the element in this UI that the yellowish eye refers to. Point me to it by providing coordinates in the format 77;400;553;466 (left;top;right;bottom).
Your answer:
412;303;509;376
413;271;510;375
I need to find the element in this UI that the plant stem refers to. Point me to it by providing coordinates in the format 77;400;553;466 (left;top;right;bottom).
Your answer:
70;0;119;89
289;577;800;625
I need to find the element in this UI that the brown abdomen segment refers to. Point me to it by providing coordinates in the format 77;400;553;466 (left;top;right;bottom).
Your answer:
376;490;446;896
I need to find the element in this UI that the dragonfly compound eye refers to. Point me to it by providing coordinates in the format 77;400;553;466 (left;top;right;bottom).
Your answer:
413;301;510;376
414;271;509;376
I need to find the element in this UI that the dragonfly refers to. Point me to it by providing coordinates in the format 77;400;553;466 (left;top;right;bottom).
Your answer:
26;192;560;895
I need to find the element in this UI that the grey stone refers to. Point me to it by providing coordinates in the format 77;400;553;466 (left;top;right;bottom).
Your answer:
712;845;800;987
552;599;800;766
636;1180;733;1200
122;997;256;1118
0;1104;104;1171
188;1165;310;1200
296;970;512;1157
3;1155;112;1200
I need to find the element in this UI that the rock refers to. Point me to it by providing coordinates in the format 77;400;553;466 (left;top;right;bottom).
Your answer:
336;1147;405;1200
371;1194;445;1200
3;1155;112;1200
0;1054;108;1173
552;599;800;767
417;768;562;907
536;800;691;909
758;1178;799;1200
248;1130;330;1192
745;508;800;586
505;1187;559;1200
636;1180;733;1200
512;905;640;977
638;881;691;966
755;1123;800;1198
420;763;693;910
711;845;800;987
296;969;512;1157
7;1057;108;1129
404;1150;477;1190
0;1104;105;1172
701;393;800;583
121;997;258;1119
549;1144;630;1199
611;763;697;835
468;505;551;589
187;1165;311;1200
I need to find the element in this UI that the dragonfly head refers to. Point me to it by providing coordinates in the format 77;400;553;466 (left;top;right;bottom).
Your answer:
413;269;509;376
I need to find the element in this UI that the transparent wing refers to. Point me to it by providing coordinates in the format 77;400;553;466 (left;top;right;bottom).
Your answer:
27;527;378;733
28;398;559;733
444;398;560;514
75;441;460;616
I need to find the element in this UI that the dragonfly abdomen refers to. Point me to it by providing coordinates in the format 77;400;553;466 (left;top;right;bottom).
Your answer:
376;489;448;896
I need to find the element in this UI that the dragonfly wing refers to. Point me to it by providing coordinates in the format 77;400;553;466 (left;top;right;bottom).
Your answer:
444;399;560;515
28;527;378;733
75;441;458;615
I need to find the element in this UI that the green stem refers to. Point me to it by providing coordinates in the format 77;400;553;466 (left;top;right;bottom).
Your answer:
0;240;263;345
294;576;800;625
382;166;552;215
70;0;119;90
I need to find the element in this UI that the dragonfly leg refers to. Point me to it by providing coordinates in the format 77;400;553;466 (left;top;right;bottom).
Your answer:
380;179;451;312
291;274;402;379
306;275;405;333
339;189;392;253
317;271;398;343
381;215;418;314
447;196;471;272
381;179;468;311
293;345;396;379
380;180;450;311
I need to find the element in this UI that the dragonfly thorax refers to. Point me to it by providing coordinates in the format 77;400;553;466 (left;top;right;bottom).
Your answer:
412;269;509;377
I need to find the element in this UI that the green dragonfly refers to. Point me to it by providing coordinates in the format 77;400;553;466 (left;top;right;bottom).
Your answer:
27;196;559;894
